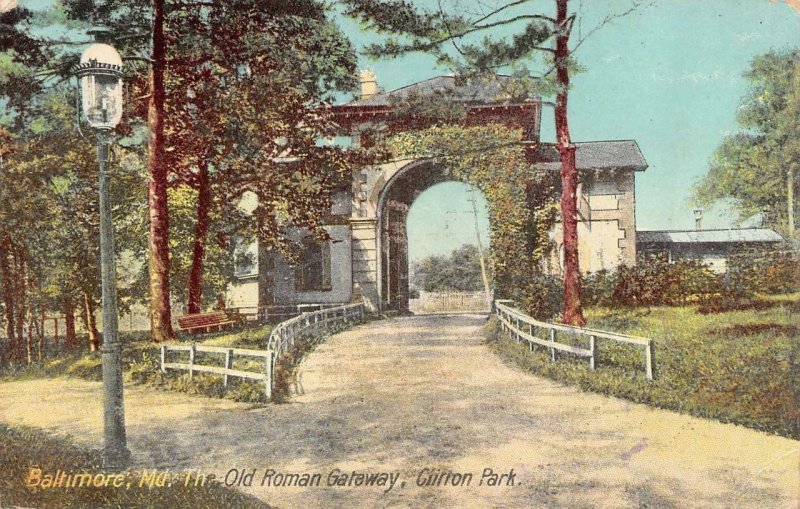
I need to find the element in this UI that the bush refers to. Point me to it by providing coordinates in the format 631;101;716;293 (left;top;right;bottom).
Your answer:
584;255;723;307
519;273;563;320
725;247;800;296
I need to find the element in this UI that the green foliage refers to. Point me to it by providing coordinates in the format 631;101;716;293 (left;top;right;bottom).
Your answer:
411;244;486;292
694;49;800;236
486;297;800;439
726;246;800;296
163;185;250;309
584;256;724;307
582;250;798;311
581;253;798;309
1;0;370;341
0;424;271;509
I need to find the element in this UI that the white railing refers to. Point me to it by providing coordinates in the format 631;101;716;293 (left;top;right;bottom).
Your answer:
266;302;368;383
160;302;368;400
160;344;274;397
494;300;654;381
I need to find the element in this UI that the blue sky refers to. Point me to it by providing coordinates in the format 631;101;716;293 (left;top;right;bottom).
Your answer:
16;0;800;262
337;0;800;261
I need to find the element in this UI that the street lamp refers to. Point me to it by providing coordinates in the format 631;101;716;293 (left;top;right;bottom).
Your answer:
75;39;130;469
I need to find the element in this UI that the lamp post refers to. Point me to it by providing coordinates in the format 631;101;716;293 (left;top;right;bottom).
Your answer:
75;39;130;469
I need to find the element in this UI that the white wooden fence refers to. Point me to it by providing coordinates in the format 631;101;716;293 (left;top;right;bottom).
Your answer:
160;344;274;397
266;302;367;372
159;302;368;400
410;291;492;313
494;300;654;380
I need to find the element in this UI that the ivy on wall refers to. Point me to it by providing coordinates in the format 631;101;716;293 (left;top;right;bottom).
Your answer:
387;124;561;318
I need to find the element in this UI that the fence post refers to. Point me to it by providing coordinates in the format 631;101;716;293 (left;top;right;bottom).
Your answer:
589;335;596;370
528;323;534;352
549;328;556;362
160;345;166;373
189;343;196;379
224;349;233;386
264;350;274;401
645;340;654;381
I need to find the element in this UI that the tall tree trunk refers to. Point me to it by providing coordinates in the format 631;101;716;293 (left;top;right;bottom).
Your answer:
147;0;175;342
25;314;33;365
83;291;101;352
37;306;44;362
187;160;211;314
0;238;15;360
554;0;586;326
13;246;26;360
64;295;77;349
788;165;795;236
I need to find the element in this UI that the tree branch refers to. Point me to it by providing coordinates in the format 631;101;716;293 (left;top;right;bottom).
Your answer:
570;1;653;56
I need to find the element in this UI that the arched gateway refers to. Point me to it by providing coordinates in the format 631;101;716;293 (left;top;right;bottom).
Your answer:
228;74;648;314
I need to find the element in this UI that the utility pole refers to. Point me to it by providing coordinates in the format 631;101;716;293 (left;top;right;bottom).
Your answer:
467;187;492;301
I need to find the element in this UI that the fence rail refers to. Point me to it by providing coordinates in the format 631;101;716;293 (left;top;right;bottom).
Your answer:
267;302;367;371
494;300;654;380
159;302;367;400
229;303;345;323
160;344;274;397
410;291;492;313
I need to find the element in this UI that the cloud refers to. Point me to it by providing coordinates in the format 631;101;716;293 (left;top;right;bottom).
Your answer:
770;0;800;13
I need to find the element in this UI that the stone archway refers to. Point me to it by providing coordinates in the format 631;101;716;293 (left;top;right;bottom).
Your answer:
376;160;457;312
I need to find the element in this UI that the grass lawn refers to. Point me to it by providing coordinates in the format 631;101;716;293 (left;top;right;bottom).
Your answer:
487;295;799;440
0;423;270;509
0;324;275;404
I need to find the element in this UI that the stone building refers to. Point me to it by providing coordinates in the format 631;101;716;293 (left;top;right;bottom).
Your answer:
228;73;648;313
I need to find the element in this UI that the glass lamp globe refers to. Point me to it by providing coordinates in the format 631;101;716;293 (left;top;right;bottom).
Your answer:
75;43;123;130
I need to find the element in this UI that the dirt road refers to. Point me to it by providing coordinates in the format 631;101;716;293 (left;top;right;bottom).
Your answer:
1;314;797;508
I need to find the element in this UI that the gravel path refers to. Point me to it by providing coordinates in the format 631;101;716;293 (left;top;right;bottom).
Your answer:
1;314;798;508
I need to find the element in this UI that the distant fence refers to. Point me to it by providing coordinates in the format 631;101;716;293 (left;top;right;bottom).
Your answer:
494;300;654;381
160;302;368;400
228;303;345;324
160;344;274;397
410;291;492;313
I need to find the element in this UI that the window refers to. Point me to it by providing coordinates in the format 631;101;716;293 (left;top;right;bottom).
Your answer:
295;239;332;291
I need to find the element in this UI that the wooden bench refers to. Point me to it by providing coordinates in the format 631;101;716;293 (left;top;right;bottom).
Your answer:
176;309;241;333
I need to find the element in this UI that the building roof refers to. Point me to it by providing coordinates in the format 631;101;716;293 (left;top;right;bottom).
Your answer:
637;228;784;244
530;140;648;171
349;75;538;107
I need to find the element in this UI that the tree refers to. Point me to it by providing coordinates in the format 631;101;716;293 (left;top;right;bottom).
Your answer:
694;49;799;239
146;0;173;341
412;244;486;293
62;0;364;333
344;0;646;324
158;0;360;314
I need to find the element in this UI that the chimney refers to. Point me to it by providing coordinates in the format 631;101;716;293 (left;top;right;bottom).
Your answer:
693;209;704;230
359;69;378;101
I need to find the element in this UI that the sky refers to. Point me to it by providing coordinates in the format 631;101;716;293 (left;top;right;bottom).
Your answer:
13;0;800;263
336;0;800;261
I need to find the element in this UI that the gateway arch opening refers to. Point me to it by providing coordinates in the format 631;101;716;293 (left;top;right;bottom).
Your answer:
378;161;490;313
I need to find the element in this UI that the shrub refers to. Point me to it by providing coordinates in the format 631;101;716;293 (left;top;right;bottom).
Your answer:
518;273;563;320
726;246;800;296
584;255;723;307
